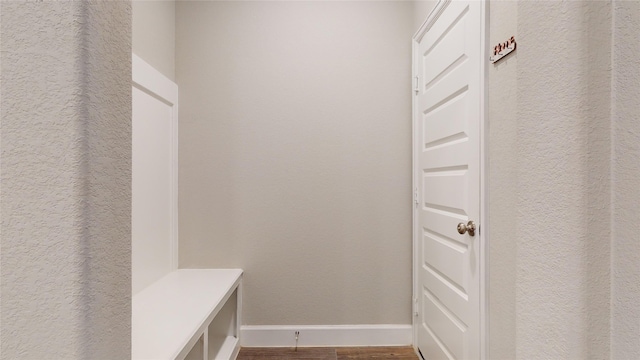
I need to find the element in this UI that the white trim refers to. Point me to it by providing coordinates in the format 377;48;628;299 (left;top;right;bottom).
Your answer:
479;2;490;359
240;325;412;348
132;54;178;107
132;54;179;271
411;32;420;355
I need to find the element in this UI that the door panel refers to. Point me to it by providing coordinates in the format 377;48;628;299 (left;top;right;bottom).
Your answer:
414;1;483;359
422;171;469;213
422;287;466;358
422;232;468;299
423;17;467;88
422;92;469;147
420;70;469;115
421;1;470;59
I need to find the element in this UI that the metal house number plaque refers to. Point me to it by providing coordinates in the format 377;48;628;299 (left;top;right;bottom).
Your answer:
490;36;516;64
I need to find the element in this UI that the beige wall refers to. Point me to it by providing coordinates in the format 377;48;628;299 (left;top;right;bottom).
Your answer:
176;1;414;325
133;0;175;81
1;2;131;358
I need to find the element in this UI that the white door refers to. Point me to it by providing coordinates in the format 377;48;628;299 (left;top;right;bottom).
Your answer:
413;1;485;359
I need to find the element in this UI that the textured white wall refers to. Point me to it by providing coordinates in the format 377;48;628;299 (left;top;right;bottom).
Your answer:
582;3;613;357
0;2;131;358
487;1;636;358
487;1;640;357
133;0;175;81
611;1;640;358
176;1;414;326
515;7;590;355
487;2;518;358
516;2;613;358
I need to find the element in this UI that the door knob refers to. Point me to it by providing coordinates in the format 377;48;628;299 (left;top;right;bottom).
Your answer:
457;221;476;236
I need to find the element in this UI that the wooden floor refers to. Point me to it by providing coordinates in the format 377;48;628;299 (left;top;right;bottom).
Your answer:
237;346;419;360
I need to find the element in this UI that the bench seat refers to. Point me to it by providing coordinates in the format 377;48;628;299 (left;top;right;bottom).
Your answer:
132;269;243;360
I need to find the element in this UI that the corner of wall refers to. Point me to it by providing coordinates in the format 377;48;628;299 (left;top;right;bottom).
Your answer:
1;2;131;358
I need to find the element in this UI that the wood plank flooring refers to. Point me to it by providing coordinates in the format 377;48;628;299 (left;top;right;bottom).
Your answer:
237;346;419;360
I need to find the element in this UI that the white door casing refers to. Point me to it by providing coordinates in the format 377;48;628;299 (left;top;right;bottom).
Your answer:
412;1;487;359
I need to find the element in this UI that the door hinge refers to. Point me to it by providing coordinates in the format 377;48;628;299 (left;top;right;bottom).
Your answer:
414;187;419;208
413;297;419;317
414;76;420;94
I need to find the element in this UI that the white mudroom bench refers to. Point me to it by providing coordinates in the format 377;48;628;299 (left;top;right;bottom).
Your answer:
132;55;243;360
132;269;243;360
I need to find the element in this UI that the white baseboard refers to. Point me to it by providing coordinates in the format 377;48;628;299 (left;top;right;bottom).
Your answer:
240;324;412;347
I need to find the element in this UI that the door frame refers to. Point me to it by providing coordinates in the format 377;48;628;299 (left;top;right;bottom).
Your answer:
411;1;489;358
